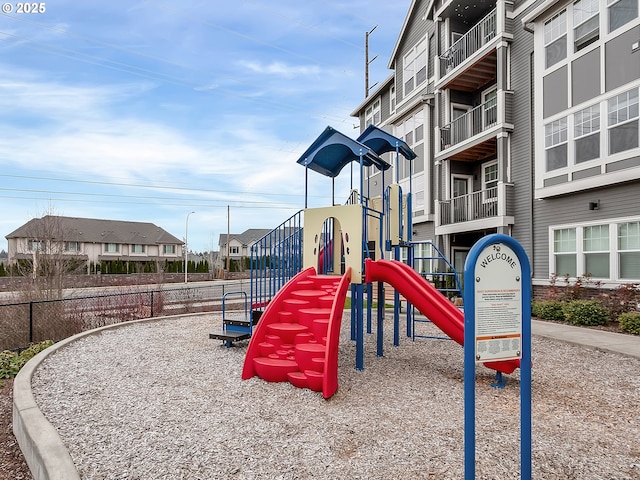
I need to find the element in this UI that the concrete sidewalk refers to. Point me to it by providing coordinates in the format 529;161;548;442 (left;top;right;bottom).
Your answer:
532;319;640;359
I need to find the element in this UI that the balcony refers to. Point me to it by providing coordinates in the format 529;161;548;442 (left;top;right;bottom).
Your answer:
435;183;515;235
436;6;511;92
438;91;513;161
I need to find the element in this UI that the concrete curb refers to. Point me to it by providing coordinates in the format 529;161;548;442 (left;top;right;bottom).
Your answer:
13;313;212;480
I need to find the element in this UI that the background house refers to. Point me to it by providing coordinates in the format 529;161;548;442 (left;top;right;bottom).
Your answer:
6;215;184;274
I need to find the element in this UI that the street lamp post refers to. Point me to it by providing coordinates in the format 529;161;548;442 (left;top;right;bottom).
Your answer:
185;211;195;283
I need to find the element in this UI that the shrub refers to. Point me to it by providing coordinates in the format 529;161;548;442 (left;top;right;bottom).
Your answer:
532;300;565;321
562;300;608;326
618;312;640;336
0;340;54;380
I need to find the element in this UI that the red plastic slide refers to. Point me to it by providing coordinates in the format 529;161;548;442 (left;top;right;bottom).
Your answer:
364;259;519;374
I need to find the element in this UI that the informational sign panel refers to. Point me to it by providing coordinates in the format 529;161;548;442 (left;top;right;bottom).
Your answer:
473;243;522;362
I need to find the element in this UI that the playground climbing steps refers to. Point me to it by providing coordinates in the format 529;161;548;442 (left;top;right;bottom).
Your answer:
242;266;352;399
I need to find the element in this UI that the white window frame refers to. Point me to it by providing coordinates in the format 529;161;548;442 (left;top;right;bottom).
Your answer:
28;240;44;252
583;224;610;278
482;161;499;202
163;244;176;255
618;221;640;279
607;88;639;155
131;244;145;254
574;103;601;164
64;241;80;253
390;84;396;115
482;86;498;129
573;0;600;51
365;98;381;126
105;243;119;253
607;0;639;33
544;9;567;69
550;217;640;282
545;117;568;171
402;37;427;97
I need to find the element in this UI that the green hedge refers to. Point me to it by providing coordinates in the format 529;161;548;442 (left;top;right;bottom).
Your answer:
562;300;608;326
619;312;640;335
532;300;565;321
0;340;54;381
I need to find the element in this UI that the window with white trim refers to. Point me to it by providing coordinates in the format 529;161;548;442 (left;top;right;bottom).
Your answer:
390;84;396;114
608;0;638;33
573;0;599;51
574;104;600;163
64;241;80;252
618;221;640;279
403;38;427;97
553;228;577;276
28;240;44;252
551;221;640;281
482;162;499;200
608;88;639;155
395;111;424;180
163;245;175;254
583;225;609;277
105;243;119;253
132;244;145;254
545;117;568;171
229;246;239;255
544;10;567;68
365;98;381;126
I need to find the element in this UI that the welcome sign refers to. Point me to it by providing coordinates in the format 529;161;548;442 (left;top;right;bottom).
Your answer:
473;243;523;362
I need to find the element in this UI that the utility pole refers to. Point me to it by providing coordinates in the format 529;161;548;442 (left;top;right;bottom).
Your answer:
365;25;378;97
226;205;230;279
185;211;195;283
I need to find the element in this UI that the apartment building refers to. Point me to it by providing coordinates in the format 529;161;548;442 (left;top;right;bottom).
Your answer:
352;0;640;288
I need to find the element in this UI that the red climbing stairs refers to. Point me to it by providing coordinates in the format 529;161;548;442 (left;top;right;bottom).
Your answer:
242;266;352;399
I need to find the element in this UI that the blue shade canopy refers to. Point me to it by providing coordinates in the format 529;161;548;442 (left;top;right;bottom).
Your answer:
297;126;391;178
357;124;417;160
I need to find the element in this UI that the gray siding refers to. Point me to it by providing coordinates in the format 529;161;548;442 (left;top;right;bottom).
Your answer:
509;5;538;267
532;182;640;278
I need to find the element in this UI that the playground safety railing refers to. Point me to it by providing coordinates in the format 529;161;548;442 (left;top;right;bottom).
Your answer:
249;210;304;326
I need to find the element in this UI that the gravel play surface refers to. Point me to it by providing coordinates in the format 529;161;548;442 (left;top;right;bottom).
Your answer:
31;313;640;479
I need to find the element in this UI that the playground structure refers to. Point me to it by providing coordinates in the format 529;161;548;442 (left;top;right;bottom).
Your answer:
211;125;521;399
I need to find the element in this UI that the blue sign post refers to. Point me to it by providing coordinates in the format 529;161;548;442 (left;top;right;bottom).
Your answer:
463;234;532;479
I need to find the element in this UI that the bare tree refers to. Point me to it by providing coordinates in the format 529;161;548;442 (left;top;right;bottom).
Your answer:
15;210;86;302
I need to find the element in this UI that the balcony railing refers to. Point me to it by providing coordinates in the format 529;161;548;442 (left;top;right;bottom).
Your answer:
437;183;513;227
439;8;497;74
440;96;497;149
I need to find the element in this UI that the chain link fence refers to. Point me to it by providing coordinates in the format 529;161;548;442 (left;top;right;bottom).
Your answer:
0;282;248;351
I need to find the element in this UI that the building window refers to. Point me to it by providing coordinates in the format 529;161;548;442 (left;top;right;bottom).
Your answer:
132;244;145;254
619;221;640;279
544;10;567;68
403;37;427;97
545;117;568;171
229;246;239;255
482;162;499;200
28;240;44;252
554;228;577;276
163;245;175;254
584;225;610;277
482;87;498;128
64;241;80;252
105;243;119;253
573;0;599;51
395;110;424;180
608;0;638;33
608;88;639;155
390;84;396;114
574;104;600;163
365;98;381;126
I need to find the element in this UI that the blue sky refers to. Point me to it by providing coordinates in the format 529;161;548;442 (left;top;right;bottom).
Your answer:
0;1;407;253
